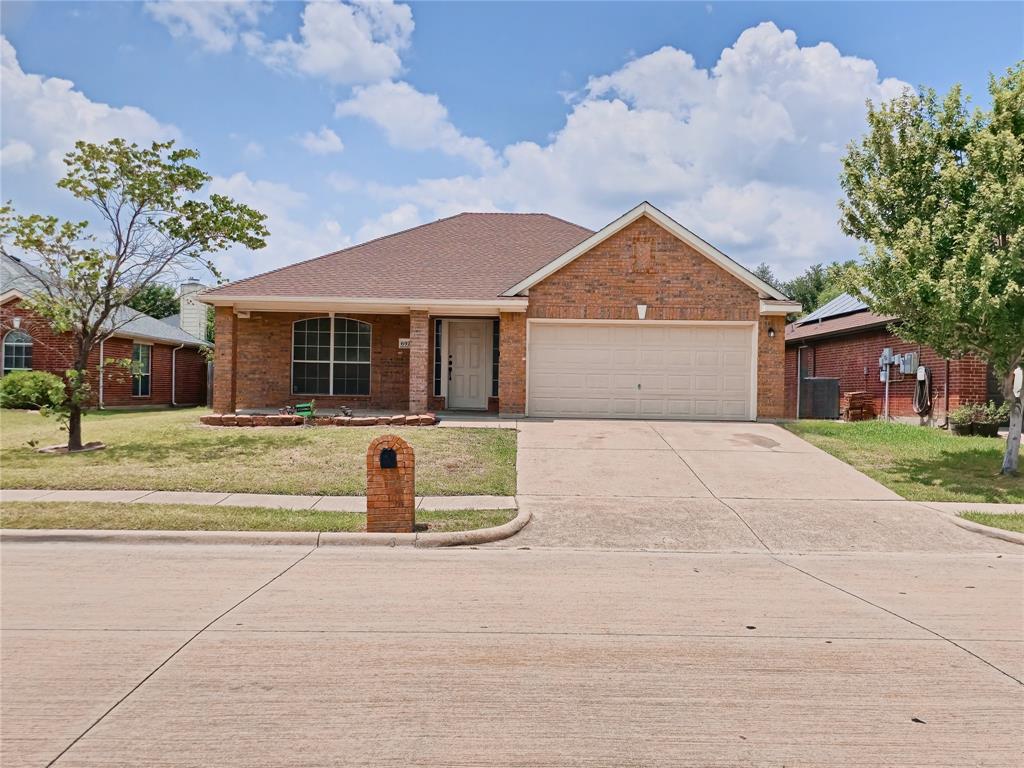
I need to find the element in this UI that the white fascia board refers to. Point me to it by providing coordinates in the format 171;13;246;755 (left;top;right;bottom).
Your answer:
760;300;802;315
198;295;528;315
1;289;28;304
108;331;207;347
501;201;790;302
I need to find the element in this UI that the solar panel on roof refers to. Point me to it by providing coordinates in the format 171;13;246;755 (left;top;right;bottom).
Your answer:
796;292;869;325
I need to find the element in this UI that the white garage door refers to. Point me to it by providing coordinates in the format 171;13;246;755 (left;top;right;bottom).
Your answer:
527;322;754;420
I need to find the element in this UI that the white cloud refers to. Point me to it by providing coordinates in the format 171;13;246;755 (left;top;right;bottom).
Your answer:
0;35;179;178
146;1;269;53
368;22;911;277
208;172;350;277
243;0;413;85
336;80;497;168
355;203;420;243
298;126;345;155
242;140;265;160
0;140;35;167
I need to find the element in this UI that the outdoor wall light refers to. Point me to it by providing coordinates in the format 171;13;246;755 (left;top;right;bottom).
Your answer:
637;304;648;320
12;316;21;329
768;326;776;338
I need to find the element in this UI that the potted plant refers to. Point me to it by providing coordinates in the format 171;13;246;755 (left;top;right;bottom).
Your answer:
974;400;1009;438
949;403;976;436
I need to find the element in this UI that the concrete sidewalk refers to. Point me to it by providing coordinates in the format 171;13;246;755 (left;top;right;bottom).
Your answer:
0;489;517;512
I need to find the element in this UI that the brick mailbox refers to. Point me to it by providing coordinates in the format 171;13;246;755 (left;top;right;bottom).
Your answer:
366;434;415;533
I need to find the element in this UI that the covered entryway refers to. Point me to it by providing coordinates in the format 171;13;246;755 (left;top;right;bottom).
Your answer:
527;321;755;420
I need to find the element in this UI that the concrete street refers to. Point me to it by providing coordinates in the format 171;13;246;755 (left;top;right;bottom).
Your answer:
2;420;1022;766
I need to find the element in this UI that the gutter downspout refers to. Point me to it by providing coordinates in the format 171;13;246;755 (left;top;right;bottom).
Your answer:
942;359;951;428
171;343;185;406
98;339;105;410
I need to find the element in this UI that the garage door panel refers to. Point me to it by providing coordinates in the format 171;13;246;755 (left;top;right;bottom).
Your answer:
528;323;753;420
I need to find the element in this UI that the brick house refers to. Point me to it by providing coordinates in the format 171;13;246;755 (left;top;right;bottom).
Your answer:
201;202;799;420
784;293;994;424
1;253;209;407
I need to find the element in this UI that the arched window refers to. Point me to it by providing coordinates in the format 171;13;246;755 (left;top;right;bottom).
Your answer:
3;330;32;375
292;317;371;396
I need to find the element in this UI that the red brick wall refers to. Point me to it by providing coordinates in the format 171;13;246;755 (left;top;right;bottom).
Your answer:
525;215;781;419
784;327;991;421
757;316;786;419
2;298;206;407
225;310;411;412
527;217;760;322
498;312;526;415
408;310;429;413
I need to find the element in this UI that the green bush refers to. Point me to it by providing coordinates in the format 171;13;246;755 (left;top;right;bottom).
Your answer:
976;400;1010;425
0;371;66;410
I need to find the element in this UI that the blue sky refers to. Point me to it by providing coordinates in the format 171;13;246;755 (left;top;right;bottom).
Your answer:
2;1;1021;281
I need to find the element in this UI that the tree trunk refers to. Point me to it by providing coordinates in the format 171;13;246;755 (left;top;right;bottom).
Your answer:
1001;369;1021;476
67;402;83;452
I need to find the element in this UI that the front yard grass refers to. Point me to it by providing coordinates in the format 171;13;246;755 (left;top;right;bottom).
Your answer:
0;501;515;533
784;420;1023;503
0;408;516;496
959;511;1024;534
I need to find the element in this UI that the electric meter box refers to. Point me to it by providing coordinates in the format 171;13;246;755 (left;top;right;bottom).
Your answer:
900;351;919;374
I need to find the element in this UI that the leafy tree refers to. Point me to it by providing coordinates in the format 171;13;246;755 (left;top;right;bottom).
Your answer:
753;262;780;289
0;139;267;451
127;282;179;319
839;64;1023;474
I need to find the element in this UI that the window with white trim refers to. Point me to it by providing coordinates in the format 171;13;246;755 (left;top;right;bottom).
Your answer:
132;343;151;397
292;317;371;396
3;330;33;375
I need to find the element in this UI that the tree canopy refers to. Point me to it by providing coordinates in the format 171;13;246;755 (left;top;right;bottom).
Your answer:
127;283;180;320
1;139;268;450
838;63;1023;473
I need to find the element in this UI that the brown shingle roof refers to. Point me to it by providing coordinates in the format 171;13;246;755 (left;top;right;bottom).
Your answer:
785;309;898;342
205;212;593;302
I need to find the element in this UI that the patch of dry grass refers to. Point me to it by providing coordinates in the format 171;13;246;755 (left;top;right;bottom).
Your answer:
0;408;516;496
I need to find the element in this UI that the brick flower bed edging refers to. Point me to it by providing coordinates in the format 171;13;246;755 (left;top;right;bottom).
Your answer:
198;413;438;427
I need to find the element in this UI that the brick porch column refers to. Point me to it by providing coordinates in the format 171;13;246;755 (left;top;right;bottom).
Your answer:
498;311;526;417
212;306;236;414
408;310;430;413
757;315;785;419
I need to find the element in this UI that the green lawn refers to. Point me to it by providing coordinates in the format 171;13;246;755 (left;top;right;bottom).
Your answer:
959;511;1024;534
0;501;514;533
0;408;516;496
784;420;1023;503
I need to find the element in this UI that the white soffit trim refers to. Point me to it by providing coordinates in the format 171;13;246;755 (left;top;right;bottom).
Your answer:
198;295;528;315
760;299;802;315
501;201;790;301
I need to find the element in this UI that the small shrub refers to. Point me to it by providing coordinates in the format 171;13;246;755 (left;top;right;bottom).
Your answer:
976;400;1010;425
0;371;66;410
949;403;976;427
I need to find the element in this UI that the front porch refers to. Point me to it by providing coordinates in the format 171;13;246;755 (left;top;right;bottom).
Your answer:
208;305;526;417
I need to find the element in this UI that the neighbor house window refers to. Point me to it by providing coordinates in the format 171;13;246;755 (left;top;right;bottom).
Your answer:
3;330;32;375
132;343;151;397
491;320;499;398
292;317;371;396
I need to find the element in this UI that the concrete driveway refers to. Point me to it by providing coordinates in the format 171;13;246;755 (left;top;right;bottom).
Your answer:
511;419;1001;552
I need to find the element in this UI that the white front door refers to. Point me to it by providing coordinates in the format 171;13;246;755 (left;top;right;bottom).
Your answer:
448;320;490;409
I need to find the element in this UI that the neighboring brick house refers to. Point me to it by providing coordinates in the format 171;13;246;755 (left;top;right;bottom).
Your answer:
201;202;798;421
1;254;209;407
784;293;994;424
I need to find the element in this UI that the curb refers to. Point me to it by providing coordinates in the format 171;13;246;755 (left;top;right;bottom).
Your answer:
0;529;319;546
947;514;1024;546
0;508;532;548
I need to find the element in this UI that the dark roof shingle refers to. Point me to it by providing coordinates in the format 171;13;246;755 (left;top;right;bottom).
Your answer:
204;212;594;302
